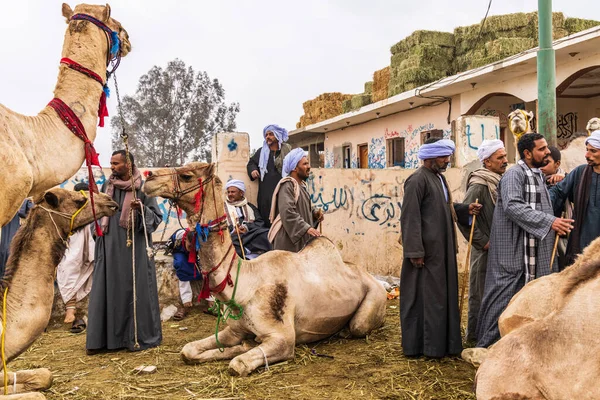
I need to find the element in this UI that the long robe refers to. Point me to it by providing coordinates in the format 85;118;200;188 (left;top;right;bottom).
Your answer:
0;200;33;278
550;164;600;265
86;184;163;352
226;202;272;257
272;180;314;252
458;181;496;343
477;165;555;348
247;143;291;227
56;225;95;303
400;167;470;358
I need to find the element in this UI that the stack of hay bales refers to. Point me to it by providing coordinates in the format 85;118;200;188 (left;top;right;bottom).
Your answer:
454;12;568;72
344;81;373;112
372;66;390;102
564;17;600;34
387;31;455;97
296;92;353;128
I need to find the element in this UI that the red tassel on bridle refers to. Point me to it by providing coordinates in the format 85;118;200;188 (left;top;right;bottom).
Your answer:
194;178;203;213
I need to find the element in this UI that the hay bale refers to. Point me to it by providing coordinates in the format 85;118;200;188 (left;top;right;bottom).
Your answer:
390;44;455;69
390;30;454;55
372;66;390;102
485;37;535;58
297;92;353;128
564;17;600;34
342;99;353;113
364;81;374;94
351;94;372;110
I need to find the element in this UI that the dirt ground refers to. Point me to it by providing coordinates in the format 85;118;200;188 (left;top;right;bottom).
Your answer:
11;302;476;400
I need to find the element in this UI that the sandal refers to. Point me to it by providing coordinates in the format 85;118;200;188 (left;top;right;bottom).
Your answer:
173;307;188;321
70;319;86;334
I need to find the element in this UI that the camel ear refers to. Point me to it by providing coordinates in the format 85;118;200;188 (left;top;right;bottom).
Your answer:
102;4;111;22
526;111;534;119
62;3;73;22
44;191;60;208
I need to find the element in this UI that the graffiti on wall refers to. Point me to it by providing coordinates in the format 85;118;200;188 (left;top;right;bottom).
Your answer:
380;123;438;169
557;112;578;149
465;123;500;150
368;137;386;169
481;108;508;127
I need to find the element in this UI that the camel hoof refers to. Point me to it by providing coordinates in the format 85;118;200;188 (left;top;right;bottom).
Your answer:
228;358;250;377
461;347;488;367
180;351;199;365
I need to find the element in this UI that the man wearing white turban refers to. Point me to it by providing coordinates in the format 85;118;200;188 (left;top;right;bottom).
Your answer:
400;138;482;358
457;139;507;346
268;149;323;252
224;179;271;259
247;124;291;227
550;130;600;266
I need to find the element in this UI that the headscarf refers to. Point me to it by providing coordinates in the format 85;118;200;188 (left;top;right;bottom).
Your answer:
585;130;600;149
418;139;456;160
100;167;142;234
477;139;505;163
259;124;289;181
282;148;307;177
225;179;246;193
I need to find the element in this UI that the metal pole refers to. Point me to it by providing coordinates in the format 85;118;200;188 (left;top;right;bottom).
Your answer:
537;0;557;146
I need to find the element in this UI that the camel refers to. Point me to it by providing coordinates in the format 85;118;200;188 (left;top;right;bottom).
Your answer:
0;188;117;399
586;117;600;134
143;162;387;377
474;235;600;399
0;3;130;227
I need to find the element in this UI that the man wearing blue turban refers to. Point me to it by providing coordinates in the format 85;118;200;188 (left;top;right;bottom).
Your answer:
400;138;481;358
268;148;323;252
247;124;291;227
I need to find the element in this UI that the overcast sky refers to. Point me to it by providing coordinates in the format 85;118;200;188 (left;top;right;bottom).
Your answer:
2;1;599;165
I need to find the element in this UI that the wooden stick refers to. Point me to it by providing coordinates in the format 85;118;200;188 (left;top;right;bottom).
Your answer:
459;198;478;323
550;212;565;273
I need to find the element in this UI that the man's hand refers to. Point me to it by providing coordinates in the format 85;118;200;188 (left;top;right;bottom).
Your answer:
468;203;483;216
130;199;142;210
551;217;575;236
483;242;490;251
546;174;565;185
313;209;324;223
410;257;424;268
251;170;260;179
306;227;321;237
235;224;248;235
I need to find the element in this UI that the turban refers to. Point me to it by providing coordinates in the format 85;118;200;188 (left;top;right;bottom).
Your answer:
259;124;289;181
418;139;456;160
225;179;245;192
282;148;307;177
477;139;505;162
586;130;600;150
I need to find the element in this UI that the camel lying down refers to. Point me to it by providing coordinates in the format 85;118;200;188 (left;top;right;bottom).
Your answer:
143;162;387;376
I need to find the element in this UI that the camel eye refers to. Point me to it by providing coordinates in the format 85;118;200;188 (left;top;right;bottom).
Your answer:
180;174;193;182
75;199;86;208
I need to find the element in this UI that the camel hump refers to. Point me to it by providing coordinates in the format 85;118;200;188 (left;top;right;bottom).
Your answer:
560;258;600;297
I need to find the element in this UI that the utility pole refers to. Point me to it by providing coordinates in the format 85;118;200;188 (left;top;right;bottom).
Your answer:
537;0;557;146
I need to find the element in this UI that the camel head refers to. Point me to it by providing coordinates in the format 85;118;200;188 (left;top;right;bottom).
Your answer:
587;117;600;135
33;188;118;236
61;3;132;57
143;163;225;225
508;109;534;141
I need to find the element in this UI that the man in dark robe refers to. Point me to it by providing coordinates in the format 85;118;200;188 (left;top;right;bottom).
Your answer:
224;179;271;259
400;138;480;358
247;124;291;227
269;149;323;252
457;140;507;346
476;134;574;348
550;130;600;267
0;199;33;278
86;150;163;354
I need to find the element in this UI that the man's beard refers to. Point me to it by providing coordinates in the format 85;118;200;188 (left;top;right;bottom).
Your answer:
586;158;599;167
531;157;549;169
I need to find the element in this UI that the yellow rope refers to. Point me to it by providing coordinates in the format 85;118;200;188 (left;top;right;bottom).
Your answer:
2;287;8;395
508;109;531;140
68;190;89;237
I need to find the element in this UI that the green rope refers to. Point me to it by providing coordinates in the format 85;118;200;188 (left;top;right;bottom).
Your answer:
210;258;244;352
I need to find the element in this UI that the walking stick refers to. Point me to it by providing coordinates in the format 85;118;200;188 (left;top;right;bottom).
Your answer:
550;212;565;273
459;199;478;323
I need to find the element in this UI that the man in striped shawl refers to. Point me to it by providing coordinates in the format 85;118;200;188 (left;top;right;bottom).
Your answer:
476;133;574;348
224;179;271;259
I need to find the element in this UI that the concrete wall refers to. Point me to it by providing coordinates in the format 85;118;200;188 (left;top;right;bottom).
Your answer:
454;115;500;167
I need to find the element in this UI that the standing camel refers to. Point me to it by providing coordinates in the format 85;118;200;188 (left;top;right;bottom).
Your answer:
143;162;387;377
0;3;131;227
0;188;117;399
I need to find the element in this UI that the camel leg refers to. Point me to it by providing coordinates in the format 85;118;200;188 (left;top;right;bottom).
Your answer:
348;278;386;337
0;369;52;395
181;326;245;364
187;341;257;364
228;330;295;377
0;393;46;399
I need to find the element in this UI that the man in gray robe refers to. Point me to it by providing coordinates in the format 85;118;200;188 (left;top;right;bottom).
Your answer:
458;140;507;346
269;148;323;252
550;130;600;267
86;150;163;354
476;133;574;348
0;199;33;278
400;138;481;358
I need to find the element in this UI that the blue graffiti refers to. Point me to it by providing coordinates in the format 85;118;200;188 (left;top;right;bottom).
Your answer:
368;137;386;169
466;124;485;150
361;194;401;226
228;139;238;152
59;174;106;189
158;200;186;224
310;188;350;212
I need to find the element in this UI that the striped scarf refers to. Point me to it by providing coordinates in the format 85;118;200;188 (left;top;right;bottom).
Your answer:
518;160;542;282
224;198;255;227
